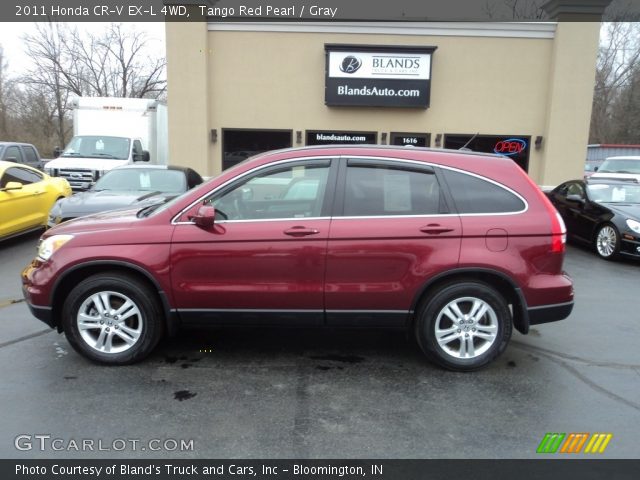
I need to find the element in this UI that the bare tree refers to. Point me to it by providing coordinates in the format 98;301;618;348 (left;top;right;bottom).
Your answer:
0;45;14;139
482;0;547;19
21;22;166;147
589;22;640;143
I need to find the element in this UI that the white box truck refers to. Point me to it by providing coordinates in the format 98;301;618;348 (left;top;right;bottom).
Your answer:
45;97;168;191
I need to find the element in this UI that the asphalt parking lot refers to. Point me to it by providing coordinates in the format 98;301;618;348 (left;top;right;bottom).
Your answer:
1;232;639;459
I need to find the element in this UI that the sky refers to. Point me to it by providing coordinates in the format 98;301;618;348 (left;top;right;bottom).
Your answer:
0;22;166;75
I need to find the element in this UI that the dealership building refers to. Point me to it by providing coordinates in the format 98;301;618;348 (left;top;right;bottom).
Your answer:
166;1;609;185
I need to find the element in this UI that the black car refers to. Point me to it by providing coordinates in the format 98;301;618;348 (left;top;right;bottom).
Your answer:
547;178;640;260
48;164;203;226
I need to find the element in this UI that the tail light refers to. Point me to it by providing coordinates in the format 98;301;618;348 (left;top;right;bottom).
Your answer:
550;210;567;253
522;174;566;254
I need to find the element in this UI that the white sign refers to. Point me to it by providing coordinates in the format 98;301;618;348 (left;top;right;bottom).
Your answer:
328;51;432;80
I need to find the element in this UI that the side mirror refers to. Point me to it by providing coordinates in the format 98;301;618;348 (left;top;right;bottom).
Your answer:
566;194;584;203
1;181;23;191
593;166;599;172
53;147;63;158
134;150;151;162
193;205;215;229
5;156;18;163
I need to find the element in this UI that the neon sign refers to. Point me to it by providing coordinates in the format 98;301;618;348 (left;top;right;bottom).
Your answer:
494;138;527;156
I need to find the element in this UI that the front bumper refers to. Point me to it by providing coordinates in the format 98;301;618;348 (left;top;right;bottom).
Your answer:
21;261;57;329
22;286;55;328
620;236;640;258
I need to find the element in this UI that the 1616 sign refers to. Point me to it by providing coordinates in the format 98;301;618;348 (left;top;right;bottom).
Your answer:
325;44;437;108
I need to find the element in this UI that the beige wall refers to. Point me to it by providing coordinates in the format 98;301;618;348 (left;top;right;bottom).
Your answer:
166;23;601;184
165;17;210;176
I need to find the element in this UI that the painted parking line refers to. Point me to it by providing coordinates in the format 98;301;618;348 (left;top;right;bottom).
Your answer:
0;298;24;309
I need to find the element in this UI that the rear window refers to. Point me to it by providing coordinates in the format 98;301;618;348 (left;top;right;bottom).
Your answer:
442;169;525;214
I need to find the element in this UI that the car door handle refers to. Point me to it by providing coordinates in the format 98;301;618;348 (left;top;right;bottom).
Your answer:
284;226;320;237
420;224;454;235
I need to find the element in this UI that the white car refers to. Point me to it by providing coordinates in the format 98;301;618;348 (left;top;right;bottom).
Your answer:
590;156;640;183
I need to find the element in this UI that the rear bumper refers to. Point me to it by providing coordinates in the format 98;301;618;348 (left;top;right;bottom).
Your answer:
527;301;574;325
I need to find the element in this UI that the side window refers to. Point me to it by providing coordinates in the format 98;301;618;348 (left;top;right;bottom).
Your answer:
442;169;525;214
555;184;569;197
0;167;42;187
343;165;442;216
208;163;330;220
4;146;24;163
566;182;585;198
22;146;38;165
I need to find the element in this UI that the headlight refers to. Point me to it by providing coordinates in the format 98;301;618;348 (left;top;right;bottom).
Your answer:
626;219;640;234
37;235;74;261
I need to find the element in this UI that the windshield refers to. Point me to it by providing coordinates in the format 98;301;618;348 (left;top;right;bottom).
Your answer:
597;159;640;174
588;183;640;203
62;136;130;160
94;168;187;193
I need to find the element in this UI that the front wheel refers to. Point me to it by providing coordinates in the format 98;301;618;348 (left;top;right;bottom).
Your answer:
61;273;164;365
415;282;512;371
594;224;620;260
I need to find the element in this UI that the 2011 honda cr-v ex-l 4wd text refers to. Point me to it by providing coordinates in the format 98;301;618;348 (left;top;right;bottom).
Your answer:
22;146;573;371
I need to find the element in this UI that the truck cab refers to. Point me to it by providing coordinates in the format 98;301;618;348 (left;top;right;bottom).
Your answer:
44;97;167;191
45;135;149;191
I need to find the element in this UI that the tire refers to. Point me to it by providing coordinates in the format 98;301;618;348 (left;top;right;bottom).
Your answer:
61;272;164;365
415;281;512;372
594;223;620;260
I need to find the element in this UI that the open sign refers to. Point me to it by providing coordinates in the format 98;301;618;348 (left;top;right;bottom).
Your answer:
494;138;527;156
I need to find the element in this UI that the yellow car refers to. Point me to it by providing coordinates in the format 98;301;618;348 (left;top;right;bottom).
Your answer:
0;160;71;241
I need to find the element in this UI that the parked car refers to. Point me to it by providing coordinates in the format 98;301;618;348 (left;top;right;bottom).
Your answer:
547;177;640;260
0;142;46;170
48;165;203;227
22;146;573;371
583;161;602;178
590;156;640;183
0;161;71;242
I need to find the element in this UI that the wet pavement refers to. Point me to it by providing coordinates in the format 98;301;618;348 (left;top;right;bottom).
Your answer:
1;233;639;459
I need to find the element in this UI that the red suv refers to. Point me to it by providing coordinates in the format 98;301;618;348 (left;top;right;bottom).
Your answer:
22;146;573;371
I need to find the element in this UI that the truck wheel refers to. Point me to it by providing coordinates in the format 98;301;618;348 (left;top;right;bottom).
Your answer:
415;281;512;371
61;272;164;365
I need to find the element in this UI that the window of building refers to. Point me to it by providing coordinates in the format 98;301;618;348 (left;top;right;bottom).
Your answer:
444;134;531;172
222;129;292;170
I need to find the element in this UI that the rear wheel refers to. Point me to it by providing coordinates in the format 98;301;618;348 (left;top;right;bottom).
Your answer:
61;273;164;365
594;223;620;260
415;281;512;371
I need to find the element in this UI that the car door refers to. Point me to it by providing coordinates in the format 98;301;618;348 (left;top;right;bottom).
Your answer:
170;158;337;325
552;181;589;241
0;167;47;237
324;158;462;327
